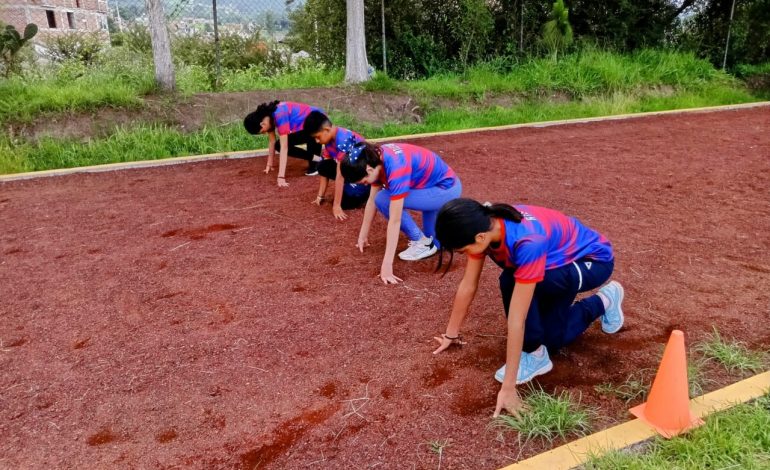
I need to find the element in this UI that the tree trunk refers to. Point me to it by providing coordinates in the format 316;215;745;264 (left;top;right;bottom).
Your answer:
145;0;175;92
345;0;369;83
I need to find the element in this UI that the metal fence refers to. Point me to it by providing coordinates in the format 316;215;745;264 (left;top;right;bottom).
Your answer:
106;0;299;87
109;0;295;41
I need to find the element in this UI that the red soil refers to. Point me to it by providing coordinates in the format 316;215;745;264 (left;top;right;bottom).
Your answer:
1;106;769;469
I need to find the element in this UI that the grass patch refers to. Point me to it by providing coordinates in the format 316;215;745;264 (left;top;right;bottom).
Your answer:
426;438;451;469
595;370;654;405
594;361;707;405
0;123;265;174
585;394;770;469
404;49;734;101
695;328;766;374
339;84;758;140
493;387;593;444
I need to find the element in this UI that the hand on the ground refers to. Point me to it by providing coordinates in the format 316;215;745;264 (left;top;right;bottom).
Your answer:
264;165;273;174
356;237;370;253
493;384;527;418
333;205;348;221
277;177;289;188
311;197;324;206
379;265;403;284
432;334;467;354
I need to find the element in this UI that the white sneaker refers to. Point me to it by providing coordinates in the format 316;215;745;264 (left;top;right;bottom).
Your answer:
398;236;438;261
494;345;553;384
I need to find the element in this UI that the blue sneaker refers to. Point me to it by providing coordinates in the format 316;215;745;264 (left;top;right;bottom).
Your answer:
494;345;553;384
599;281;625;334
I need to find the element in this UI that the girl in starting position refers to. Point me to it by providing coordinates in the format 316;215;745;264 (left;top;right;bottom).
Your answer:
340;142;462;284
432;198;625;417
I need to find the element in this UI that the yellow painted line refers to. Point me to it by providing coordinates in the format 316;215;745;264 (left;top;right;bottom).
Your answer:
499;371;770;470
373;100;770;142
2;101;768;183
0;149;262;182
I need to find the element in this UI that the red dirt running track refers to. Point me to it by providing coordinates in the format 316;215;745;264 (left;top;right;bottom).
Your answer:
1;106;769;469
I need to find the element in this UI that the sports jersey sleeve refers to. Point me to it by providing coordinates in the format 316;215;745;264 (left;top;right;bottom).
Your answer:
383;148;411;200
512;237;547;283
273;102;291;136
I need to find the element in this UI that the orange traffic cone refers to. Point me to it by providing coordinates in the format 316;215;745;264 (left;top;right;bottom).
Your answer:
629;330;704;438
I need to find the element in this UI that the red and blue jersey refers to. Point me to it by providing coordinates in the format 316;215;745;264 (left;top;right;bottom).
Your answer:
273;101;323;136
323;127;364;163
469;205;613;283
375;143;457;200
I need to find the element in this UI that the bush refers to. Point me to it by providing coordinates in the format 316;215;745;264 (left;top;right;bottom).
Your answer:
113;24;152;55
44;32;104;65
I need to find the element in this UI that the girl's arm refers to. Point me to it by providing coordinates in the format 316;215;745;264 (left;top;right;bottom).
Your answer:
356;186;379;252
314;176;329;206
380;197;405;284
332;161;348;220
433;256;484;354
277;134;289;187
265;133;276;173
494;281;536;418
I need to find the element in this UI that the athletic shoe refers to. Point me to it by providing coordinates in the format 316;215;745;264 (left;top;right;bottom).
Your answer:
305;161;319;176
494;345;553;384
398;236;438;261
599;281;625;334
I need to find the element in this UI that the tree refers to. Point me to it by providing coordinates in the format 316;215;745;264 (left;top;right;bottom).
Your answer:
145;0;175;91
542;0;573;60
345;0;369;82
676;0;770;68
452;0;494;69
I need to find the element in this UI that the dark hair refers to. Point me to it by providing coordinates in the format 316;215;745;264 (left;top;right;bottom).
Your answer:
435;198;523;275
243;100;279;134
340;142;381;182
303;110;331;135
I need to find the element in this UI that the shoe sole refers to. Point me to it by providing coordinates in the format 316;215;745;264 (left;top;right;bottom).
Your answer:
494;361;554;384
305;171;319;176
398;245;438;261
601;282;625;334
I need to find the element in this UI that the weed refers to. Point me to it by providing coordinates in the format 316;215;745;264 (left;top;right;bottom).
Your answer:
493;386;593;444
694;328;765;374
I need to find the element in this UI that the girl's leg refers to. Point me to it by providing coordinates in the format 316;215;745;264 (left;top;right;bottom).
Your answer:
401;180;463;246
275;131;316;161
374;189;423;241
500;259;614;352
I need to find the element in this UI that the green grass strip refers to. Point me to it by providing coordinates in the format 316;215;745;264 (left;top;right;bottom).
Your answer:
0;85;760;175
586;394;770;469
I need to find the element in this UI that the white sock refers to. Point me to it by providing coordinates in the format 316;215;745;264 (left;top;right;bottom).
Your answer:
532;345;546;358
312;155;322;162
598;292;611;310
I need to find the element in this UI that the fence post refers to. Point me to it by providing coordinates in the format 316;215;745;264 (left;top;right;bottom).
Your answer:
212;0;221;90
722;0;736;70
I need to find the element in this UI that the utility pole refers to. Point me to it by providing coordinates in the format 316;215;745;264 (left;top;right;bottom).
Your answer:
381;0;387;75
212;0;221;90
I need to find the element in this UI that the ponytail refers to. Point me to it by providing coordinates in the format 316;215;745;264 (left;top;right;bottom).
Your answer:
434;198;523;275
481;202;523;223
